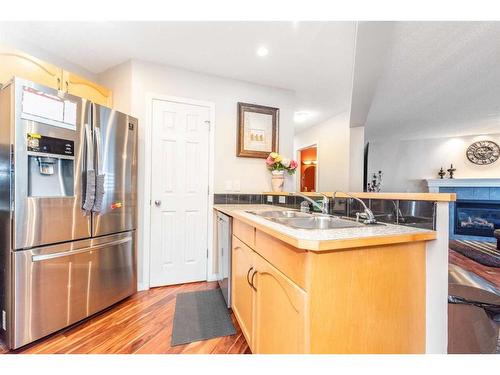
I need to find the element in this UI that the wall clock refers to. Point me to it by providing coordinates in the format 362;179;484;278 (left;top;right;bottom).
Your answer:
466;140;500;165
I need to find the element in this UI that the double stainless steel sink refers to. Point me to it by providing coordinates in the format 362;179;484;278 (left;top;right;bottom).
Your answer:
246;210;378;230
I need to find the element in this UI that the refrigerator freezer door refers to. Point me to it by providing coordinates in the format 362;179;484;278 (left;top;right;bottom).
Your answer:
87;232;137;316
92;105;137;237
11;231;136;349
12;78;92;250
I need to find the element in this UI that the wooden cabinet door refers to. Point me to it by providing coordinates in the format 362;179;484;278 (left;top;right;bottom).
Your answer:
231;236;255;350
253;253;307;354
62;70;113;107
0;44;62;89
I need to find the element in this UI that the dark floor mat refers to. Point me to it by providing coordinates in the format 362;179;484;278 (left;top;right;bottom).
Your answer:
450;240;500;268
171;288;236;346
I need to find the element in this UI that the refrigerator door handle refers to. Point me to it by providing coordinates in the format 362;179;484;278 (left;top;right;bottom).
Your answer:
92;126;105;213
82;123;96;212
84;123;94;171
94;126;102;175
31;236;132;262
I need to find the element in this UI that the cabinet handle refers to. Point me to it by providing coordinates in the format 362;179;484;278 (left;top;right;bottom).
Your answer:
57;77;61;91
250;270;258;291
65;80;69;92
246;267;254;287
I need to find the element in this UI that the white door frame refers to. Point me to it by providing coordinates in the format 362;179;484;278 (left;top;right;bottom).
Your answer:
295;142;319;192
143;93;216;290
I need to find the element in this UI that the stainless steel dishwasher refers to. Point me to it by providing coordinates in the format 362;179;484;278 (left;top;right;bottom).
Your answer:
216;212;232;308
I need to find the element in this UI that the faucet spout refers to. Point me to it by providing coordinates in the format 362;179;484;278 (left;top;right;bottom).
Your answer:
333;191;377;224
290;192;329;214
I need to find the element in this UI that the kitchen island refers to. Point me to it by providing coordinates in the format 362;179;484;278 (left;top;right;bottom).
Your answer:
214;203;442;354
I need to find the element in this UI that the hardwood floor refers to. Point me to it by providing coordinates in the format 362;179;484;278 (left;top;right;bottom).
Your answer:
0;281;250;354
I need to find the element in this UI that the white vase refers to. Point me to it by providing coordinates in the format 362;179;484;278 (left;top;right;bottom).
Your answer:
271;170;285;192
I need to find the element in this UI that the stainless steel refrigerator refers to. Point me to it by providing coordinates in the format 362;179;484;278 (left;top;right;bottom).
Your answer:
0;77;138;349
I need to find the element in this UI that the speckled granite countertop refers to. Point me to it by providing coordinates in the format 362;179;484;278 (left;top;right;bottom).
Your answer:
214;204;436;251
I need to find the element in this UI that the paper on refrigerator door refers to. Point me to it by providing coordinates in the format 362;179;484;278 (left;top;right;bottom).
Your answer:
22;87;64;122
21;86;77;130
63;100;77;126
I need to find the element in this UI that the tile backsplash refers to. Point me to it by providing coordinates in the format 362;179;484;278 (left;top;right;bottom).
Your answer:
213;193;437;230
213;194;263;205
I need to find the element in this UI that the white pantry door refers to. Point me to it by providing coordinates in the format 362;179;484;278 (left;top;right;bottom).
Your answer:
150;99;210;287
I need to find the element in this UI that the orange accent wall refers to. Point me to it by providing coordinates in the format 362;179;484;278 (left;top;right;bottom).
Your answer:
300;147;317;192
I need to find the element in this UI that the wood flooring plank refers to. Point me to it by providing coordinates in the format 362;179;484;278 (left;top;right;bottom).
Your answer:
210;313;244;354
0;281;249;354
22;287;183;354
227;332;249;354
72;282;211;354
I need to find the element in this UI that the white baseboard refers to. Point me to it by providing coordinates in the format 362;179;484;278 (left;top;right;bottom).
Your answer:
207;273;217;282
138;276;217;291
137;281;149;291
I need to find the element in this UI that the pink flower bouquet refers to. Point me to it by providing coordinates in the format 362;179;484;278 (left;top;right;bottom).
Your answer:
265;152;298;175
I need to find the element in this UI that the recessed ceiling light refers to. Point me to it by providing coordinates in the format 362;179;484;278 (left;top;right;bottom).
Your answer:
256;46;269;57
294;111;314;123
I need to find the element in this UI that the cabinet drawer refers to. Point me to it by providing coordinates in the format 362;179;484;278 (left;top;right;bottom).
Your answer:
255;230;309;290
233;219;255;248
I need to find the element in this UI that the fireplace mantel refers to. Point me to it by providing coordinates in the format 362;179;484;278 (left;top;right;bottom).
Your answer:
426;178;500;192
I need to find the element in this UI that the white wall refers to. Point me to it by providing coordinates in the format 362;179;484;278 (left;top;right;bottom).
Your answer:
368;133;500;192
98;60;133;114
100;60;296;288
129;60;296;193
294;112;351;192
349;126;365;191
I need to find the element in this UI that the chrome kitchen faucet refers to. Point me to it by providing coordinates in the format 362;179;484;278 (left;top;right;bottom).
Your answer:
333;191;377;224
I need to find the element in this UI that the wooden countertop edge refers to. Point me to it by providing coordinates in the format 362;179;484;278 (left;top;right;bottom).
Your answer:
214;207;437;251
262;191;456;202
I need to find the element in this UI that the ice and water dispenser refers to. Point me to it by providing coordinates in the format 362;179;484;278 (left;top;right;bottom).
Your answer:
21;85;78;198
27;133;75;197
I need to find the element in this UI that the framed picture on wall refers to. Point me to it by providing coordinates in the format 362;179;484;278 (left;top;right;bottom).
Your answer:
237;102;279;158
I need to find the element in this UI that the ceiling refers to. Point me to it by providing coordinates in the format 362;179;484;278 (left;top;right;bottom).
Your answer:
3;21;497;139
362;21;500;141
0;21;357;131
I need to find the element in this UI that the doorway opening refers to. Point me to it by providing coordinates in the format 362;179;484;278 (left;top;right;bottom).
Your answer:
298;145;317;192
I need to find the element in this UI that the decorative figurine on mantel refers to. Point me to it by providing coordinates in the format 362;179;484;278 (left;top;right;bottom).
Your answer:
447;164;456;179
438;167;446;179
367;170;383;192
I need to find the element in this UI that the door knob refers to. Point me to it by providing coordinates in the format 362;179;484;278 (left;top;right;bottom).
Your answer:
154;200;161;207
